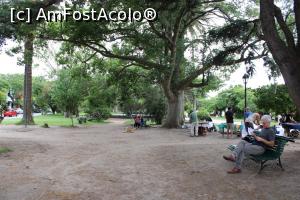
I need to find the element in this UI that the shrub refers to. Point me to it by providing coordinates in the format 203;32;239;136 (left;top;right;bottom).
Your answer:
197;108;210;120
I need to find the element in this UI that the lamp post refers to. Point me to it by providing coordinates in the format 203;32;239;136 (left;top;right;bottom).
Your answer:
242;73;249;121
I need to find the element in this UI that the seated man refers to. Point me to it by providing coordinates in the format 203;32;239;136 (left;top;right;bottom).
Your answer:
223;115;275;174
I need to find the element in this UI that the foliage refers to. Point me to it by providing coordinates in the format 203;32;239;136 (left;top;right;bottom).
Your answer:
143;86;166;124
109;65;150;115
207;85;257;118
36;0;268;127
0;74;23;107
52;67;89;117
0;90;6;114
82;74;117;120
197;108;210;120
0;74;57;112
198;98;218;114
184;75;223;113
254;84;296;115
34;81;58;114
109;64;167;123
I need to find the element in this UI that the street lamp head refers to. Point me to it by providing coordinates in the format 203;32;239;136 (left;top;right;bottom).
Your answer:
242;73;249;83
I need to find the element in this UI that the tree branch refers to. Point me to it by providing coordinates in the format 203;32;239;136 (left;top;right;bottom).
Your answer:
199;0;225;4
148;22;173;48
38;36;164;70
115;63;137;78
274;5;295;48
176;64;213;91
177;41;268;91
188;82;208;88
182;8;219;34
188;72;210;88
83;43;163;70
184;39;204;51
172;7;187;44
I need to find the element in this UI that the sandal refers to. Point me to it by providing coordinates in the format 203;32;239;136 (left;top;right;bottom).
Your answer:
227;167;241;174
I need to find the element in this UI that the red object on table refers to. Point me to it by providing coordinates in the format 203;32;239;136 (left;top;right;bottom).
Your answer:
3;110;17;117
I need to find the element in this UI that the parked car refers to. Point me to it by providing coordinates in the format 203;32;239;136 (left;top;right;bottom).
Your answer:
4;110;17;117
16;108;23;114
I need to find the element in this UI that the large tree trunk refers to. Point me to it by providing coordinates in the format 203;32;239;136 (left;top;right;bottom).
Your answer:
260;0;300;113
22;35;34;124
277;60;300;113
163;90;185;128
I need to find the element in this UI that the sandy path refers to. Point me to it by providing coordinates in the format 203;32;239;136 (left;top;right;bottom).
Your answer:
0;119;300;200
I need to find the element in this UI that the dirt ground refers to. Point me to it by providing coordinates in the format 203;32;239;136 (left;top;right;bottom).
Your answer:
0;118;300;200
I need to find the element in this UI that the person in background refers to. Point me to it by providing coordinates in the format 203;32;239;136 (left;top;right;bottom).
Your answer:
284;112;297;123
244;111;263;134
140;115;145;127
244;107;252;119
223;115;275;174
205;116;215;132
252;112;263;125
225;107;234;138
189;109;198;137
134;115;141;128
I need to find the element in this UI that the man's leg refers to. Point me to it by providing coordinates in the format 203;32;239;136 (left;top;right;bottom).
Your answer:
227;123;233;138
190;123;195;137
234;143;264;169
226;123;229;138
195;123;199;136
233;140;249;169
244;144;265;156
224;140;248;162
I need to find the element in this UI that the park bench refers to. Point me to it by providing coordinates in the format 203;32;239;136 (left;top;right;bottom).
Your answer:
228;135;295;173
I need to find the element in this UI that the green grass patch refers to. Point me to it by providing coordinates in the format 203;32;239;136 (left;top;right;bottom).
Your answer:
1;114;108;127
0;147;12;154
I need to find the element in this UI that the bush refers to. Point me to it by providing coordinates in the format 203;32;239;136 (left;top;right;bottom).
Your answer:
86;107;111;121
197;108;210;120
144;87;166;125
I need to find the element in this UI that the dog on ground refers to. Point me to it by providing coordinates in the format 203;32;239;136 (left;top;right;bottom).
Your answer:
123;126;136;133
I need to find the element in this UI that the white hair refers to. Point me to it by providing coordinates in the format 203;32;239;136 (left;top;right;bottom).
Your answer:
261;115;272;123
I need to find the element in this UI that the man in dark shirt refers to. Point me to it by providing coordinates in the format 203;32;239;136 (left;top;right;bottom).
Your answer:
225;107;234;138
223;115;275;173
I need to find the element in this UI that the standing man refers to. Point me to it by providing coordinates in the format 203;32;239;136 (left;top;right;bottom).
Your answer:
190;110;198;137
225;107;234;138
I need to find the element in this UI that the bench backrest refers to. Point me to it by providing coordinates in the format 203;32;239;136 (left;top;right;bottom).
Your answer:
271;137;288;157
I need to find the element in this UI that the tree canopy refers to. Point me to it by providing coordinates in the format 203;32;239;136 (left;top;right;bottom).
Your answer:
34;0;270;127
1;0;299;126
